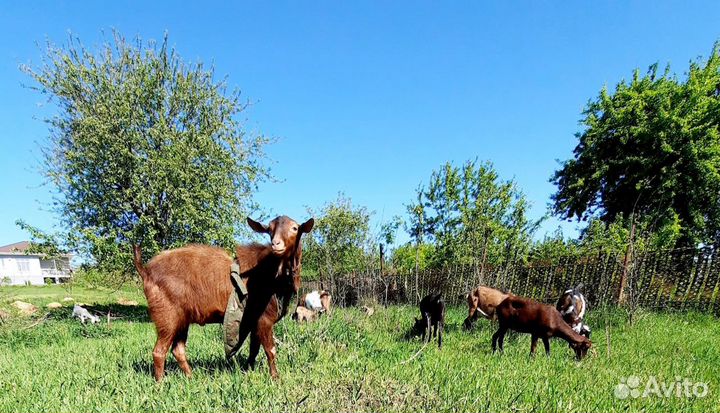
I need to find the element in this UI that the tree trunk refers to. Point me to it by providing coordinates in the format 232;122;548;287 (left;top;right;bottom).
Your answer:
618;221;636;305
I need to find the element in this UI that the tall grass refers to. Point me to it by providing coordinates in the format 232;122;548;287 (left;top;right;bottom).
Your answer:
0;286;717;412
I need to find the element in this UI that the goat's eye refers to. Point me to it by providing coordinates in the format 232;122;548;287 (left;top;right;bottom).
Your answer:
292;227;298;232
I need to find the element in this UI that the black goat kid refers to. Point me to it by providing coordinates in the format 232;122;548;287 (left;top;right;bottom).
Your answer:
412;292;445;348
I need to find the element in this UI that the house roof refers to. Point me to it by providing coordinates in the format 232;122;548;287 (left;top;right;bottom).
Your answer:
0;241;71;258
0;241;31;253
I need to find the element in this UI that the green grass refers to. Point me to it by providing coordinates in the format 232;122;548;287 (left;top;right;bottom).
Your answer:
1;286;718;412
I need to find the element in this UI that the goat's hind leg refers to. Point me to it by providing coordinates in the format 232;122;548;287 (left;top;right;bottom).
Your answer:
171;326;192;378
152;333;173;381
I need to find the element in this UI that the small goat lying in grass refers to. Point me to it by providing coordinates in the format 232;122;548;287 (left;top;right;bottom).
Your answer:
556;284;591;339
292;290;332;323
292;306;318;323
492;296;592;360
412;292;445;348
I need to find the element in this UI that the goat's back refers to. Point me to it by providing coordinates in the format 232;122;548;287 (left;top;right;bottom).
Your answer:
143;244;234;325
496;296;563;334
419;293;445;322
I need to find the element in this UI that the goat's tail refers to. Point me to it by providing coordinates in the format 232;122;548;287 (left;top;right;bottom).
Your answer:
132;244;149;280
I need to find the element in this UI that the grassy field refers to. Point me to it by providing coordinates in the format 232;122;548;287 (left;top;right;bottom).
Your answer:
1;285;718;412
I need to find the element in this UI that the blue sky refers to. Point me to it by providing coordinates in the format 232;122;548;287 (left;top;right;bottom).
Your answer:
1;1;719;247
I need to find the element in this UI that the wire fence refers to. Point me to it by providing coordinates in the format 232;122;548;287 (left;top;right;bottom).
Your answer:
301;246;720;314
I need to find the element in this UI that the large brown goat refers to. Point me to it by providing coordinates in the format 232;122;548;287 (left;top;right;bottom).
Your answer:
492;296;592;360
133;215;314;381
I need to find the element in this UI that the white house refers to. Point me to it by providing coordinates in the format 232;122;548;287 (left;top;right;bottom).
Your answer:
0;241;72;286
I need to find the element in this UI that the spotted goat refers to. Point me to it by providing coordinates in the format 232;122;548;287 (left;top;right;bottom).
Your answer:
556;284;591;339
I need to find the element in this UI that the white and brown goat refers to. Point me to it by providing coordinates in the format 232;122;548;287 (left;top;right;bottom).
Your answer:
556;284;591;339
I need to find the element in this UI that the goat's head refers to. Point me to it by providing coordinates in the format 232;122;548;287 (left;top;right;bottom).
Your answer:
556;289;577;316
247;215;314;258
411;316;427;335
319;291;332;312
570;337;592;360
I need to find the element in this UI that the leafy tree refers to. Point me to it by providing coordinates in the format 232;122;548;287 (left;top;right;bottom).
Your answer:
302;194;374;279
390;243;435;273
407;159;538;271
378;215;403;246
552;43;720;247
22;32;271;272
15;220;68;260
528;227;579;264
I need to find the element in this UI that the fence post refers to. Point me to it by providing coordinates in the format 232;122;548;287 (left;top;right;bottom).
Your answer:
618;221;636;305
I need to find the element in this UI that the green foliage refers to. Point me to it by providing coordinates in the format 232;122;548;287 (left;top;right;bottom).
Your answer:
71;266;138;290
407;159;538;268
579;219;633;255
378;215;403;246
303;194;374;277
530;217;681;264
14;220;67;260
22;32;270;273
552;42;720;247
528;227;580;264
390;242;435;273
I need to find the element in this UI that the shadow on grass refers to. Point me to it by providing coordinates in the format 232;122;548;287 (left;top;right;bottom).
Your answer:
399;318;490;342
130;354;259;378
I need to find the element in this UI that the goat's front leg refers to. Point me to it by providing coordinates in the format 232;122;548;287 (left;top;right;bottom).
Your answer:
247;332;261;369
542;337;550;356
530;334;539;356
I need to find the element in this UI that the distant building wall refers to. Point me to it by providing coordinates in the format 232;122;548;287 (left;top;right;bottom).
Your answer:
0;255;44;285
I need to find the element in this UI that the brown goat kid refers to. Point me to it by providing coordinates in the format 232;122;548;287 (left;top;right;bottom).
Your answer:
463;286;510;329
492;296;592;360
292;306;318;323
133;215;313;381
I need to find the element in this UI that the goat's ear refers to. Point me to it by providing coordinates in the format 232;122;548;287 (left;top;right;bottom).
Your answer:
247;217;269;234
299;218;315;233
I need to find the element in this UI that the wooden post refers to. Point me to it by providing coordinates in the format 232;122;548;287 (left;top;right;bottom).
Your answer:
414;210;424;301
379;244;384;276
618;221;636;305
478;228;490;286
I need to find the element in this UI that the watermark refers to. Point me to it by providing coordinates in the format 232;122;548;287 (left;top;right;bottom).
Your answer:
614;376;709;399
